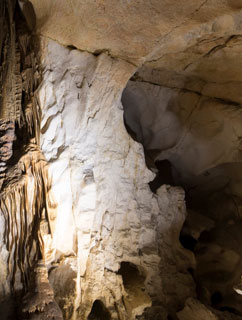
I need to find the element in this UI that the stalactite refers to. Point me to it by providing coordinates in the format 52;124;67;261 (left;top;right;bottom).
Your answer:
0;120;15;187
0;0;22;123
0;0;40;134
0;145;57;292
0;2;57;312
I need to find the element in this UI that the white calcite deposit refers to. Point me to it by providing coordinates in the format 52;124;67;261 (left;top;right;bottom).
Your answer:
37;38;195;319
2;1;242;319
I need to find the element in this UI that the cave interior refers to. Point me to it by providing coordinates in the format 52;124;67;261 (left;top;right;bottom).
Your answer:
1;0;242;319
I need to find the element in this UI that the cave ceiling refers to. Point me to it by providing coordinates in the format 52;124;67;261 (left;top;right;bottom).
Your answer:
2;0;242;319
29;0;242;102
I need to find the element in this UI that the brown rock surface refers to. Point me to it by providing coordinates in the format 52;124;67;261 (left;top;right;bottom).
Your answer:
29;0;242;66
177;298;242;320
2;0;242;319
21;260;63;320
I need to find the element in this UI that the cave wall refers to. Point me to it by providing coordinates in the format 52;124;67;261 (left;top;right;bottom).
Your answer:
123;79;242;187
0;1;60;319
122;73;242;318
37;38;194;319
2;0;242;319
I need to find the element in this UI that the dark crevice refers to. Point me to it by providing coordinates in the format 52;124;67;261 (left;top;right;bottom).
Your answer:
179;234;197;252
211;291;223;306
219;307;242;316
118;261;145;289
87;300;111;320
149;159;176;192
67;44;77;50
118;262;151;318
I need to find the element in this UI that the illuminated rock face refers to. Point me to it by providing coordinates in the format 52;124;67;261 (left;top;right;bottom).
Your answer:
38;38;195;319
28;0;242;68
2;1;242;319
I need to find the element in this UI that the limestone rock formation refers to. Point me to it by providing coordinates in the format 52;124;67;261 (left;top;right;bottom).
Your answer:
1;0;242;319
0;1;58;319
37;38;195;319
27;0;242;68
177;298;242;320
21;260;63;320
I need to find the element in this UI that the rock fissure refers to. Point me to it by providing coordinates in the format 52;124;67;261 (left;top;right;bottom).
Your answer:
130;76;242;107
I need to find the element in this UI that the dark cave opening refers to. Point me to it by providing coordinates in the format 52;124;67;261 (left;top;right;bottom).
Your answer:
211;291;223;306
149;159;176;193
87;300;111;320
219;306;242;316
179;234;197;252
118;261;145;289
118;262;151;317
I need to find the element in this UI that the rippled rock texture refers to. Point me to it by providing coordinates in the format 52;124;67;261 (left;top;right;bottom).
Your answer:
2;0;242;319
37;38;194;319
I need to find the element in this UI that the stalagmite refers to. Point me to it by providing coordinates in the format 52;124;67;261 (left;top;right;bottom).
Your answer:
21;260;63;320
